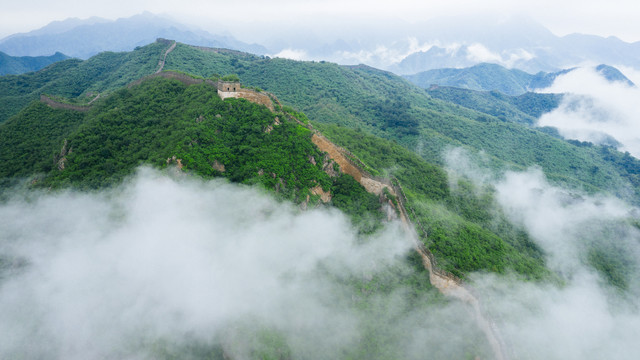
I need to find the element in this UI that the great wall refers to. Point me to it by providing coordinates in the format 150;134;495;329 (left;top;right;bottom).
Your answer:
39;39;508;359
40;94;92;112
310;129;508;360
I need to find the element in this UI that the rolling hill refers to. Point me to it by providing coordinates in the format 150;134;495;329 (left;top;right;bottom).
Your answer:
0;51;68;75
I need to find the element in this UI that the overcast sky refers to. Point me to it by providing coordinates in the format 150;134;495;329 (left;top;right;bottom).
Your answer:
2;0;640;42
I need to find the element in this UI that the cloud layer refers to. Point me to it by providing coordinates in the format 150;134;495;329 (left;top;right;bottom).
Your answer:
0;168;488;359
445;148;640;359
537;67;640;157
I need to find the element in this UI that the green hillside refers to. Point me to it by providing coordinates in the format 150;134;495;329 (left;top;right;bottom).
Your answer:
0;51;69;76
0;73;499;358
0;40;167;123
425;86;562;125
2;39;639;281
2;39;639;200
1;67;552;278
404;63;537;96
161;43;637;199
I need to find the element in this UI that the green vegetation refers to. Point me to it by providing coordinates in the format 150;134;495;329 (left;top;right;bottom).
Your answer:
0;75;385;233
0;72;495;358
162;43;635;201
0;102;86;179
4;77;330;201
403;63;538;96
2;41;636;202
315;123;548;279
2;39;638;282
221;73;240;82
426;86;562;125
0;40;167;123
0;51;69;76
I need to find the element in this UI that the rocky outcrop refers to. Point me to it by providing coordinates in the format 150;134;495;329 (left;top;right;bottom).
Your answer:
166;155;183;170
55;139;71;170
212;160;226;173
310;185;331;203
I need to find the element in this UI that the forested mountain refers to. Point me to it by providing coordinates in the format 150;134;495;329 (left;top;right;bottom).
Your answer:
425;86;563;125
3;40;640;200
3;38;640;277
3;37;640;359
0;51;68;75
404;62;635;96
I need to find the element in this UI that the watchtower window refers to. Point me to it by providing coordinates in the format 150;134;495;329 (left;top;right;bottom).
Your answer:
227;87;230;91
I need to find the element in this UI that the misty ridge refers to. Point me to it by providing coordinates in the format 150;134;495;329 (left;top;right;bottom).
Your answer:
2;155;640;359
445;148;640;360
0;167;492;359
2;8;640;359
536;66;640;158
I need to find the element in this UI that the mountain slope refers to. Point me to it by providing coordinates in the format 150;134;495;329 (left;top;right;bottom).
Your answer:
425;86;563;125
2;40;638;201
160;43;637;198
1;70;551;281
1;73;505;359
0;40;170;123
0;51;68;75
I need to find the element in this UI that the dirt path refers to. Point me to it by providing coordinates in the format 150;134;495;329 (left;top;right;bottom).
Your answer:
156;41;176;74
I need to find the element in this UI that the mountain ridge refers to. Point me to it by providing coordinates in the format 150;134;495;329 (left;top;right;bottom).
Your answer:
0;51;69;75
0;13;267;59
404;62;635;96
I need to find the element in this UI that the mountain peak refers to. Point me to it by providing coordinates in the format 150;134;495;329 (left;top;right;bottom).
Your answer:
0;13;267;59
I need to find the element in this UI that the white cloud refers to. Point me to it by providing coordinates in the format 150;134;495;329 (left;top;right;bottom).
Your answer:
334;37;437;67
0;167;491;359
445;150;640;359
466;43;503;63
271;48;309;60
537;67;640;157
465;43;536;68
484;166;640;359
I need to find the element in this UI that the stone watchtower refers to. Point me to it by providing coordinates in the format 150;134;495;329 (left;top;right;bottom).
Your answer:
217;80;240;93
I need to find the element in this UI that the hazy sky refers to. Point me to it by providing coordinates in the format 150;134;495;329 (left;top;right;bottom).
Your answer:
2;0;640;42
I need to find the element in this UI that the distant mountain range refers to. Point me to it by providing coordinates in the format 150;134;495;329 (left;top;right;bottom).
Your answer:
389;17;640;74
0;12;267;59
256;15;640;74
2;13;639;76
0;51;68;75
404;63;635;96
